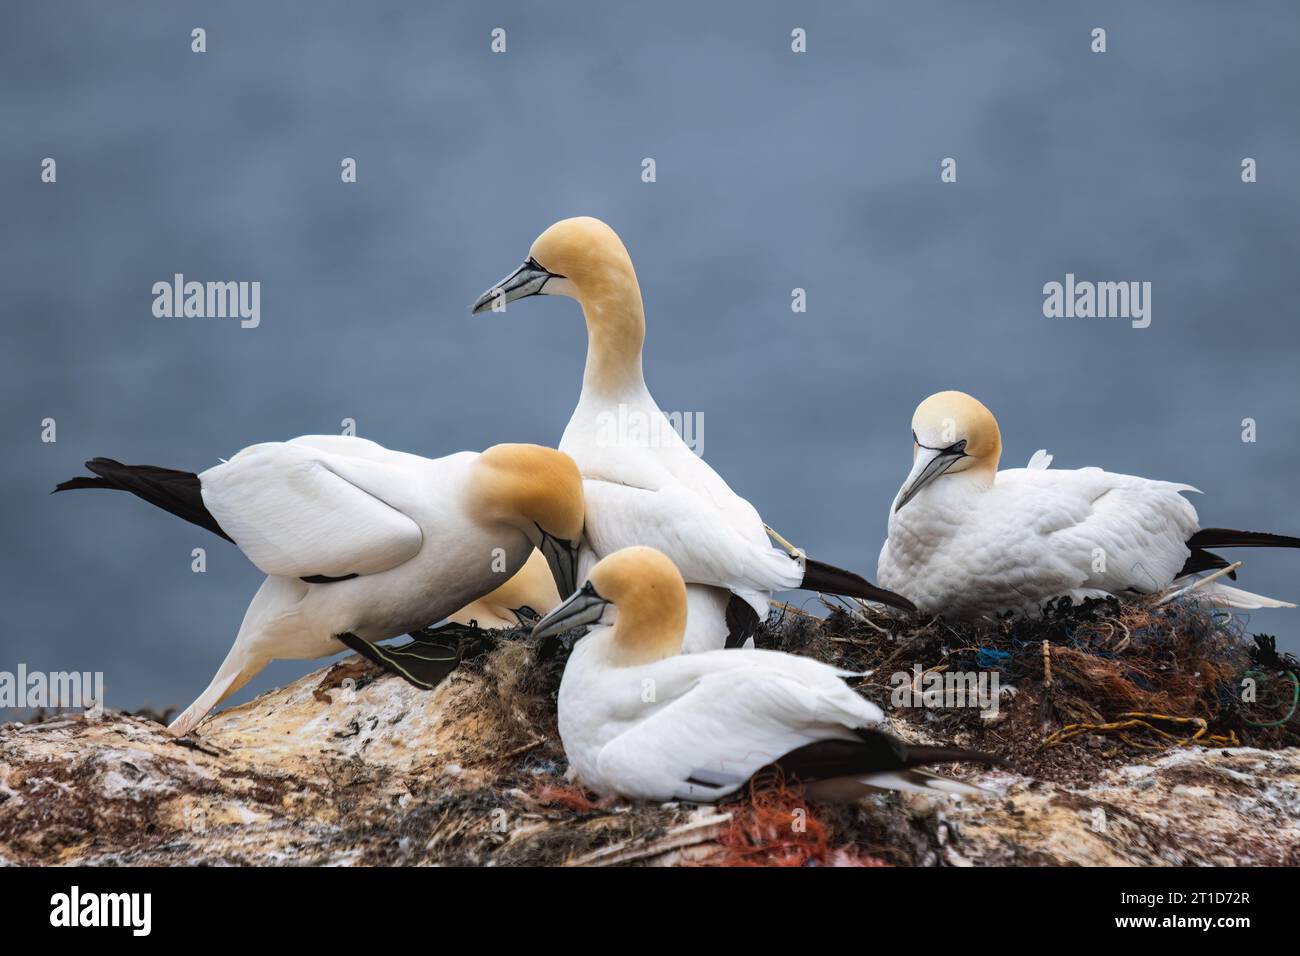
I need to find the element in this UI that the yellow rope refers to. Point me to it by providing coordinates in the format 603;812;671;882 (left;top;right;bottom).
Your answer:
1044;711;1239;749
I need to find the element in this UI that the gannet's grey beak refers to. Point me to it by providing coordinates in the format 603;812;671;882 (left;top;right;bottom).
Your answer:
539;533;581;599
531;581;608;642
895;440;968;512
471;257;563;315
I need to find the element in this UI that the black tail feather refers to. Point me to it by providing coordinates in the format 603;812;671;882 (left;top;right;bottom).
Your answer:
1178;548;1238;580
53;457;232;542
773;727;1005;784
53;475;116;493
1178;528;1300;579
1188;527;1300;551
800;557;917;614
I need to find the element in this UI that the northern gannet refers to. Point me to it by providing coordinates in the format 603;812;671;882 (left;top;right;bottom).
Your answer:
535;546;1000;802
448;548;560;629
471;216;915;652
877;390;1300;618
55;438;584;736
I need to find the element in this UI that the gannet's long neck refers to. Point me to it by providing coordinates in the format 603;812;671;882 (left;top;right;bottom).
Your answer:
577;274;648;400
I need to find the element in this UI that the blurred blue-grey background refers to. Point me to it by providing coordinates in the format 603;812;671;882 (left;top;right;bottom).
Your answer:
3;1;1298;716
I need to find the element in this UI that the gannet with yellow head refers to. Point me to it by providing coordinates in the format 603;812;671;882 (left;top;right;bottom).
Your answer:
878;390;1300;618
534;546;1000;802
472;217;915;652
55;439;584;736
448;548;560;629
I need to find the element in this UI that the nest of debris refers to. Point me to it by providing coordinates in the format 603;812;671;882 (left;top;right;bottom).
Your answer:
452;591;1299;782
758;594;1299;784
378;591;1297;862
11;593;1292;866
424;637;908;866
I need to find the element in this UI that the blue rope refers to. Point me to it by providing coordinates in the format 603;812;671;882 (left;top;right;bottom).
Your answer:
975;648;1012;670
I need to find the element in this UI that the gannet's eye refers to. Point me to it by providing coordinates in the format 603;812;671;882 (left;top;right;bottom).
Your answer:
526;255;565;279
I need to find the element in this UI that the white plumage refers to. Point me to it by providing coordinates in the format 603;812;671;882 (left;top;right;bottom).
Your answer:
535;546;998;802
201;439;428;580
571;417;804;630
472;216;912;650
883;463;1202;617
560;643;880;801
58;438;584;736
878;391;1298;618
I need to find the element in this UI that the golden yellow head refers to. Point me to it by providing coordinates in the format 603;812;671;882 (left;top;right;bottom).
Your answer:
470;216;639;314
896;391;1002;510
912;391;1002;465
471;444;585;542
590;544;686;634
531;546;687;665
470;444;585;595
470;217;647;394
528;217;637;295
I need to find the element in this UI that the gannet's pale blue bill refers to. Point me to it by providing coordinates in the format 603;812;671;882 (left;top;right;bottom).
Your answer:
470;257;563;314
895;440;968;513
531;581;608;642
539;532;581;598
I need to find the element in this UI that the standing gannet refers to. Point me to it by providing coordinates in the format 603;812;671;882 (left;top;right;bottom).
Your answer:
55;439;583;736
536;546;1000;802
470;216;914;652
877;390;1300;618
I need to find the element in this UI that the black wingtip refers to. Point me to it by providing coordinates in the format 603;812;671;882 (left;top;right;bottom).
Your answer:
52;475;113;494
1178;548;1239;580
774;728;1010;786
49;457;233;543
1189;528;1300;551
54;458;131;494
853;726;1010;770
900;742;1010;770
800;557;917;614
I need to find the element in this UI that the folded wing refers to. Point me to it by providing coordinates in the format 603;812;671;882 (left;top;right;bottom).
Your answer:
595;657;879;801
199;442;424;580
582;478;803;612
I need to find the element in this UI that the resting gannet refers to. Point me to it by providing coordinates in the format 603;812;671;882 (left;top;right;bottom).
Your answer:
471;216;915;652
535;546;1000;802
877;390;1300;618
55;439;583;736
448;548;560;629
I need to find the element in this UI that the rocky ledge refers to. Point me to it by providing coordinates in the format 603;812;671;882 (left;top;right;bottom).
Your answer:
2;640;1297;866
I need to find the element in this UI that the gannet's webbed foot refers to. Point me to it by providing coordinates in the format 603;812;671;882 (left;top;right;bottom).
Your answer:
413;618;512;660
408;620;484;643
335;631;461;691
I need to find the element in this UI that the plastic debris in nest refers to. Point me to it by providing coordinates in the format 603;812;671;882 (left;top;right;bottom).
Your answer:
696;768;888;868
759;589;1297;754
1234;634;1300;746
1044;712;1239;749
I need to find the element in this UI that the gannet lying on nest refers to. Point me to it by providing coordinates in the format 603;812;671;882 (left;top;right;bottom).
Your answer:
878;390;1300;618
534;545;1001;802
